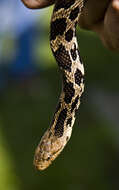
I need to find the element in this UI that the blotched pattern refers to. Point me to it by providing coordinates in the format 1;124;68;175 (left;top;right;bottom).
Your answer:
34;0;85;171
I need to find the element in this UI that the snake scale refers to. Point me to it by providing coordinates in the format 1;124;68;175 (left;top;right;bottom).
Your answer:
34;0;85;170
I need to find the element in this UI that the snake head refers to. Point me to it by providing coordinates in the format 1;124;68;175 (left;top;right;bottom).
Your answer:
33;130;63;170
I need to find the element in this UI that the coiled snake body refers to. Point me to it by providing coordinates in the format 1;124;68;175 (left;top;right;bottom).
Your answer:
34;0;85;170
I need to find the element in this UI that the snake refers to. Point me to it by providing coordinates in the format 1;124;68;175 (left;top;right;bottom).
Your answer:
34;0;85;170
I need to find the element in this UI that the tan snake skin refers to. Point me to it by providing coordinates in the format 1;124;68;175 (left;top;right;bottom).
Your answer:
34;0;85;170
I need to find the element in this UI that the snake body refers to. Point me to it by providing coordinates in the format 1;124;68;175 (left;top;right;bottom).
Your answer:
34;0;85;170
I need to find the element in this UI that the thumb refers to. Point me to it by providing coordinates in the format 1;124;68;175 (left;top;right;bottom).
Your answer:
21;0;55;9
103;0;119;51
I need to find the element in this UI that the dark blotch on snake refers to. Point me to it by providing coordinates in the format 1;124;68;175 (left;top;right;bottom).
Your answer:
71;95;79;113
50;102;61;128
54;44;72;72
75;68;83;86
67;117;72;127
77;49;83;64
55;102;61;114
54;0;75;11
75;108;79;116
63;76;75;104
70;43;77;61
69;6;79;21
65;29;73;42
50;18;67;40
54;108;67;137
48;131;52;138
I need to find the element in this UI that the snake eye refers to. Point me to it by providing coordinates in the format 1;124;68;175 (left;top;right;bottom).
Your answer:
47;156;51;161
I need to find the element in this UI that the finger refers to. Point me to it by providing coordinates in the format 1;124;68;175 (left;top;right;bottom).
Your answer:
78;0;110;30
21;0;55;9
112;0;119;10
102;0;119;51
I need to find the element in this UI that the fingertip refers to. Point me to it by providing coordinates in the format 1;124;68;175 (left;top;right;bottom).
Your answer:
112;0;119;10
21;0;39;9
21;0;55;9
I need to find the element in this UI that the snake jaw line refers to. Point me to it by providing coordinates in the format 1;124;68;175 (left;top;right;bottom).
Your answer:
33;129;69;170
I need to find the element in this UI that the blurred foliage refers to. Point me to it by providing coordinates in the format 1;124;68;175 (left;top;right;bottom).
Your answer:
0;5;119;190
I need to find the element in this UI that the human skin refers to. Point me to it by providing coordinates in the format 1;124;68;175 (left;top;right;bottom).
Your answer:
21;0;119;51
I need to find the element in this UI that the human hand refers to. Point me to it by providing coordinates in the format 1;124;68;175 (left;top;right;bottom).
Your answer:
21;0;119;51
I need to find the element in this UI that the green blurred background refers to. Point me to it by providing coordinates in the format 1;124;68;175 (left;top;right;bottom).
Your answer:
0;1;119;190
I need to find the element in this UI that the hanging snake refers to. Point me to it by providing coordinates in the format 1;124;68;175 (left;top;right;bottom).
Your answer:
34;0;85;170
